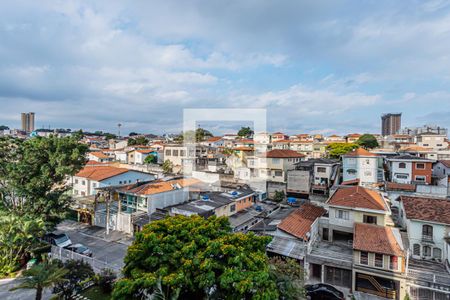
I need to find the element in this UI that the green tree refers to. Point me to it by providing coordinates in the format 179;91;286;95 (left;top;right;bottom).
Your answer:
0;125;9;130
269;257;306;300
104;133;117;140
53;259;95;299
0;212;46;276
357;134;379;149
95;268;117;294
326;143;359;159
10;260;68;300
237;126;254;137
112;215;278;300
0;136;88;225
161;160;173;174
129;132;140;136
144;154;157;164
273;190;285;202
175;128;214;143
128;137;149;146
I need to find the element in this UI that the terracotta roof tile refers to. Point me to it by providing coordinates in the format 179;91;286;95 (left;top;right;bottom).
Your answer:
76;166;129;181
400;195;450;225
353;223;404;256
385;182;416;192
264;149;305;158
206;136;223;142
343;148;378;157
278;204;325;240
122;178;201;196
439;160;450;168
89;151;109;159
328;186;387;211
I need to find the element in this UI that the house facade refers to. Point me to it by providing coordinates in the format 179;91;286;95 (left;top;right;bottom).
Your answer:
387;155;433;184
342;148;383;185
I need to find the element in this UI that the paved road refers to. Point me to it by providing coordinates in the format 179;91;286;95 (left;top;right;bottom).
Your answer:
0;278;53;300
55;220;131;271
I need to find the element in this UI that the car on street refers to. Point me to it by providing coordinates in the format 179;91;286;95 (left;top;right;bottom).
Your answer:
64;243;93;257
305;283;345;300
43;233;72;248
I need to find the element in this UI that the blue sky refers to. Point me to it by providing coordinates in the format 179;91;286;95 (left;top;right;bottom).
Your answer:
1;0;450;135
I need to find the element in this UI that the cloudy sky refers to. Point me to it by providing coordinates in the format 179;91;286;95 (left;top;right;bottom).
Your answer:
1;0;450;135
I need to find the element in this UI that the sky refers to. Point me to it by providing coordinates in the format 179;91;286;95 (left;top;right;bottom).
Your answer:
1;0;450;135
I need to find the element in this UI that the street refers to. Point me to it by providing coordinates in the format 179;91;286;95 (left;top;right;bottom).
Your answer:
55;220;132;271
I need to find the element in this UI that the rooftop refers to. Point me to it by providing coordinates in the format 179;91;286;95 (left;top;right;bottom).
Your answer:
264;149;305;158
343;148;378;157
400;195;450;225
120;178;200;196
328;186;388;211
75;166;129;181
353;223;404;257
277;204;326;240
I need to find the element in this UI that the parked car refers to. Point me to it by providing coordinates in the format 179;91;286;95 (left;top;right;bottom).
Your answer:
64;243;93;257
305;283;344;300
43;233;72;248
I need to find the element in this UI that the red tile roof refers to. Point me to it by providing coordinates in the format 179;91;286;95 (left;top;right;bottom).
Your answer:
265;149;305;158
353;223;404;256
278;204;325;240
344;148;378;157
400;195;450;225
75;166;129;181
89;151;109;159
206;136;223;142
328;186;387;211
121;178;201;195
439;160;450;168
385;182;415;192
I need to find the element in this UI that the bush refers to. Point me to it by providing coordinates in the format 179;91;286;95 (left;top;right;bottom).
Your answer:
96;268;117;293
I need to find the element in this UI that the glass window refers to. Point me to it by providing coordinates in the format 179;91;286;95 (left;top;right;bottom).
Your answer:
363;215;377;224
165;149;171;156
398;162;406;169
180;150;186;156
335;210;349;220
230;204;236;212
416;163;425;169
82;180;86;186
375;253;383;267
413;244;421;256
423;246;431;257
422;225;433;237
389;256;398;270
433;248;442;259
75;179;79;184
173;150;179;156
317;167;326;173
360;252;368;265
274;170;283;177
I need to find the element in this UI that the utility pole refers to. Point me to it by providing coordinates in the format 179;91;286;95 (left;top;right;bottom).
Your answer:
117;123;122;138
106;190;110;235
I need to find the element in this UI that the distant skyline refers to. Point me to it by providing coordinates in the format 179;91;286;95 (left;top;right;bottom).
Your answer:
1;1;450;134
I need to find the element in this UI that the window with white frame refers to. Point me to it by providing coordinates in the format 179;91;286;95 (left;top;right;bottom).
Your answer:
423;246;431;257
415;175;426;182
416;163;425;169
433;248;442;259
375;253;383;267
360;251;368;265
335;209;349;220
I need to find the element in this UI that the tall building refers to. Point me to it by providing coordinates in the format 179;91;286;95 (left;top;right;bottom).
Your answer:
21;112;35;132
381;113;401;136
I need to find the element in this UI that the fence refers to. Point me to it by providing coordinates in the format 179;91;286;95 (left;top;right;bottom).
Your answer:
50;245;122;275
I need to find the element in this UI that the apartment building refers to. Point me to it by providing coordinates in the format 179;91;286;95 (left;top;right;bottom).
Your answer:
342;148;384;186
387;155;433;184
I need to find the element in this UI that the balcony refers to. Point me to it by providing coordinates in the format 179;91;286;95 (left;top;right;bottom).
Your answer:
421;235;434;243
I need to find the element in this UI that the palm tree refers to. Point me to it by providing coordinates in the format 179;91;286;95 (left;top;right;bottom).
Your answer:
10;260;68;300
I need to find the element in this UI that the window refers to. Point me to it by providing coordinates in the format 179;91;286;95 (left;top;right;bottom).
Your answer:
317;167;326;173
119;181;122;184
398;162;406;169
363;215;377;224
272;158;280;164
335;210;349;220
423;246;431;257
82;180;86;186
274;170;283;177
347;169;357;175
422;225;433;239
415;175;426;182
180;150;185;156
416;163;425;169
75;179;79;184
165;149;171;156
230;204;236;212
173;150;179;156
389;256;398;270
423;144;429;146
360;252;368;265
324;266;352;288
92;183;97;188
365;159;370;165
437;144;443;147
375;253;383;267
413;244;421;256
433;248;442;259
323;228;329;241
395;173;408;179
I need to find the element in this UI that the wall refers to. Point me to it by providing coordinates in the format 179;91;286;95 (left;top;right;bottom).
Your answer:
412;162;433;184
407;219;447;260
147;188;190;214
390;161;412;184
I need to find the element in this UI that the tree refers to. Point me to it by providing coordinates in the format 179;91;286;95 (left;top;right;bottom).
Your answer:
10;260;68;300
357;134;379;149
95;268;117;294
128;137;149;146
161;160;173;174
104;133;117;140
273;190;285;202
269;257;306;300
53;259;95;299
0;125;9;130
326;143;359;159
0;212;46;276
112;215;278;300
129;132;140;136
237;126;254;137
144;154;157;164
0;136;88;225
174;128;214;143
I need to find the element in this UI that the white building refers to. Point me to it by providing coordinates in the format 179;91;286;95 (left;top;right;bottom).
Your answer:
342;148;383;185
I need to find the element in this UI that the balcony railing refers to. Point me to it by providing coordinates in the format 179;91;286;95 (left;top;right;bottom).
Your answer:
421;235;434;243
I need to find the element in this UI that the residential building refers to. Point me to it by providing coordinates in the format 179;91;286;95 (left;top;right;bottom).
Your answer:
387;155;433;184
401;124;448;136
416;132;449;151
381;113;402;136
87;151;113;163
128;149;158;164
202;136;224;147
21;112;35;133
345;133;362;143
272;132;289;141
70;165;155;197
342;148;384;186
254;132;272;144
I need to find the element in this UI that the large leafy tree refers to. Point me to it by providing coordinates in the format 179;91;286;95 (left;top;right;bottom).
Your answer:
0;136;88;225
269;257;306;300
161;160;173;173
53;259;95;299
0;211;46;276
326;143;359;159
357;134;379;149
144;154;157;164
174;128;214;143
237;126;254;137
113;215;278;300
128;136;149;146
0;125;9;130
10;259;68;300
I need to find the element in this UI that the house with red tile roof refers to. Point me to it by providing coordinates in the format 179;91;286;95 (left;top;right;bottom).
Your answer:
398;195;450;262
342;148;384;186
70;165;155;197
325;186;390;243
277;203;326;241
88;151;113;163
352;223;407;299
